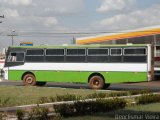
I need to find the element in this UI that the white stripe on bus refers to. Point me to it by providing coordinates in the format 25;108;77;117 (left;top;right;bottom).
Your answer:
9;63;147;72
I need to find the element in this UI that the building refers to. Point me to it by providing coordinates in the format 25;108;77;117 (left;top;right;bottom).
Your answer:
76;26;160;45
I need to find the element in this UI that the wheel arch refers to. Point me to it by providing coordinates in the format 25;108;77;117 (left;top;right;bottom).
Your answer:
88;72;105;83
21;71;35;80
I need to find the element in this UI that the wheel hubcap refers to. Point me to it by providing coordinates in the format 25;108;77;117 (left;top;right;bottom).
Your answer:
26;77;33;84
93;80;99;86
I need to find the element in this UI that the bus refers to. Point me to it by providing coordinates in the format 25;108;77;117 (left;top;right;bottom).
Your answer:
2;44;154;89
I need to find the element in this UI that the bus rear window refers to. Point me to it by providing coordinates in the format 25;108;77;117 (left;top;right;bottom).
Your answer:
124;48;146;55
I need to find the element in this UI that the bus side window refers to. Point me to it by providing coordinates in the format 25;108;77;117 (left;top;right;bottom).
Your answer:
26;49;44;62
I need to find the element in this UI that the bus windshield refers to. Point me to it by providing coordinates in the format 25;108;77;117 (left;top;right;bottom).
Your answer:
7;52;25;62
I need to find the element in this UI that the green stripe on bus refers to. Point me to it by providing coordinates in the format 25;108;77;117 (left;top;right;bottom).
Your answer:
8;70;147;83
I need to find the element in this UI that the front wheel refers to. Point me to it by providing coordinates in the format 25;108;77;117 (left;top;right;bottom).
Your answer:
89;75;105;89
23;74;36;86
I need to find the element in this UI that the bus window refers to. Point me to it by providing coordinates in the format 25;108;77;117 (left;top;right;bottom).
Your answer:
124;48;146;56
66;49;86;62
87;48;109;62
26;49;44;56
45;49;65;62
26;49;44;62
46;49;64;56
110;48;122;62
88;48;108;56
66;49;85;56
110;48;122;56
123;48;147;62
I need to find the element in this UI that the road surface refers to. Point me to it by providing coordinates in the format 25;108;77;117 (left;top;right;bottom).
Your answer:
0;79;160;92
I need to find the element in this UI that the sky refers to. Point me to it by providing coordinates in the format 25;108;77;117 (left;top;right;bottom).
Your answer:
0;0;160;48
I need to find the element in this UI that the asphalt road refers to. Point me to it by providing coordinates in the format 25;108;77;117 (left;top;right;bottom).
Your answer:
0;80;160;92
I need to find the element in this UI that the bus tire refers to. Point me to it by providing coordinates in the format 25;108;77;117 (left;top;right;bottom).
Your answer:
23;74;36;86
36;82;47;86
89;75;104;89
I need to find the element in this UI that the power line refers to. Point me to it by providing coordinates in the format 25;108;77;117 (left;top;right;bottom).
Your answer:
12;29;160;35
0;28;160;37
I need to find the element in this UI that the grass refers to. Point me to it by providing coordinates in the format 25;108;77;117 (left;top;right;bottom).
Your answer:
63;115;116;120
0;86;153;107
0;86;112;107
64;103;160;120
126;102;160;112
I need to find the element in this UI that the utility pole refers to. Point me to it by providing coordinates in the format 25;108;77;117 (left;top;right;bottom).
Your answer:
0;15;4;23
7;29;18;46
72;36;76;44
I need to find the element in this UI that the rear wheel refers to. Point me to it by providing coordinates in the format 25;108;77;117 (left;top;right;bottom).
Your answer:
89;75;105;89
23;74;36;86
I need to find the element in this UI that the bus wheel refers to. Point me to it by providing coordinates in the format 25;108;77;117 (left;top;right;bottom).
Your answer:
23;74;36;86
89;75;104;89
36;82;46;86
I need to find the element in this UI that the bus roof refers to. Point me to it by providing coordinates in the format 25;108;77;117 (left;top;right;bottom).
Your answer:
10;44;150;49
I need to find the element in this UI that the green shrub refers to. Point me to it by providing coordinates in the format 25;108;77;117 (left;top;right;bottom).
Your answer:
74;100;98;115
38;97;50;104
54;104;75;117
16;109;25;120
136;94;160;104
28;107;49;120
54;101;98;117
129;89;151;95
86;92;106;99
96;98;126;112
56;94;82;102
109;92;128;97
49;96;56;102
54;98;126;117
53;113;62;120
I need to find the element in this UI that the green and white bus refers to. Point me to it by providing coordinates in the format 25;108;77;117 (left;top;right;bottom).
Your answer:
3;44;154;89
